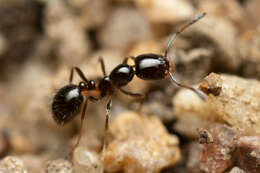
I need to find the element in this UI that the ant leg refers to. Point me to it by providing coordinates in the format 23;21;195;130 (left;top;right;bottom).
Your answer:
164;12;206;57
98;56;107;76
70;100;88;155
122;56;135;64
169;71;206;101
69;67;89;83
119;88;145;112
102;98;112;153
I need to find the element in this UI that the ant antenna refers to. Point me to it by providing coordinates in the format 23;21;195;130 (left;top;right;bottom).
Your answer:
164;12;207;57
169;71;206;101
69;67;89;83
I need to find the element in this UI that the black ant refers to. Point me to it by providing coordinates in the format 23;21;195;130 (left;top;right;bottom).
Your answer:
51;12;206;154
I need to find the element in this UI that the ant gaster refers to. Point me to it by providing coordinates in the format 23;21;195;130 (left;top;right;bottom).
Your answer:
52;12;206;153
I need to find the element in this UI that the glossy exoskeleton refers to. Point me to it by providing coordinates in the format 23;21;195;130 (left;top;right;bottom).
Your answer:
51;12;206;154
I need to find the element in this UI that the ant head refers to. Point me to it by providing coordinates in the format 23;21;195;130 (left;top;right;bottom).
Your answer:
78;80;96;91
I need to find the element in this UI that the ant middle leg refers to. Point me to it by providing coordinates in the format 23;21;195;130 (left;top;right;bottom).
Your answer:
119;88;145;113
102;98;112;153
69;67;89;83
98;56;107;76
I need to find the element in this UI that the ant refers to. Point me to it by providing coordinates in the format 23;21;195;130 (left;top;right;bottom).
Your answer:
51;12;206;154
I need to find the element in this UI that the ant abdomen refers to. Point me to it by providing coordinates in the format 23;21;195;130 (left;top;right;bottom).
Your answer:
135;53;170;80
52;84;84;125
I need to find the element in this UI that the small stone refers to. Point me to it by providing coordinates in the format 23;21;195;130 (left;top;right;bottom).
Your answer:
186;142;202;173
134;0;194;23
104;111;180;173
98;6;151;50
44;0;90;64
170;48;213;84
197;128;213;144
228;167;245;173
199;72;222;96
20;155;44;173
9;131;33;154
200;124;237;173
245;0;260;25
0;156;28;173
73;146;103;173
69;0;109;29
173;73;260;138
239;29;260;79
173;88;211;138
189;16;241;73
46;159;73;173
198;0;248;30
233;136;260;173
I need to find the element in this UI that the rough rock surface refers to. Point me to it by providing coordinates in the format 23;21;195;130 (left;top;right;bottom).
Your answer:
173;73;260;137
1;0;260;172
233;136;260;173
104;111;180;173
46;159;73;173
199;124;237;173
239;29;260;79
0;156;28;173
73;146;103;173
228;167;245;173
134;0;194;23
190;16;241;73
98;6;151;50
44;0;90;64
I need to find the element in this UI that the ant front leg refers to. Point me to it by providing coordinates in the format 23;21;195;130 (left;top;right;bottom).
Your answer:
119;88;145;113
102;98;112;153
69;67;89;84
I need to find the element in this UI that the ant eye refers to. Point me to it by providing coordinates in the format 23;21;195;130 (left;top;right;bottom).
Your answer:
88;80;96;90
52;85;83;125
79;82;87;90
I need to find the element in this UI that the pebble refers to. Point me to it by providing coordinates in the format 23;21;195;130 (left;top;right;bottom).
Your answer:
46;159;73;173
134;0;194;23
104;111;180;173
0;156;28;173
173;73;260;138
73;146;103;173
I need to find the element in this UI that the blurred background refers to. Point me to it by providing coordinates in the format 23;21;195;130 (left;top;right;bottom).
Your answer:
0;0;259;172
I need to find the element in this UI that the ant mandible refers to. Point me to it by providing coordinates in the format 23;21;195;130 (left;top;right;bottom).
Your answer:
51;12;206;154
